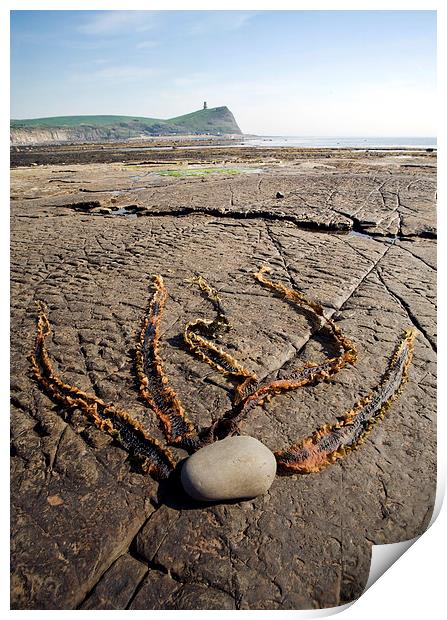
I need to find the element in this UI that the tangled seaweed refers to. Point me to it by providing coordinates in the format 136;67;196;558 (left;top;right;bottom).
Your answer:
30;268;416;481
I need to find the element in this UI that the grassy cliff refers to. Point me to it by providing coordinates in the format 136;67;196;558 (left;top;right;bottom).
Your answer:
10;106;242;144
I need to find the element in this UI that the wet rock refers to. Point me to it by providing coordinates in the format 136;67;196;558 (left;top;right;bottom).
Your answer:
181;435;277;502
66;201;101;212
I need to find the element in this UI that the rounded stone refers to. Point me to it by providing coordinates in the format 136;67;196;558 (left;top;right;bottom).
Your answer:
181;435;277;502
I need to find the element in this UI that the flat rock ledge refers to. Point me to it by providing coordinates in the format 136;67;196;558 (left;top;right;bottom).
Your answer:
11;150;436;610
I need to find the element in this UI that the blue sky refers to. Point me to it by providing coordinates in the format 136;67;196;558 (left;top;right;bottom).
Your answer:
10;10;436;135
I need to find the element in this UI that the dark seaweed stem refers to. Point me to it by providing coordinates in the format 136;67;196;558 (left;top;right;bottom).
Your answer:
275;328;417;474
183;275;257;397
135;275;198;449
204;267;359;440
204;357;353;443
184;323;257;382
30;301;175;479
253;266;358;366
189;274;231;336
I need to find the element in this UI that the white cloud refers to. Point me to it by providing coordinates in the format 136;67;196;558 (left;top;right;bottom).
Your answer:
78;11;157;36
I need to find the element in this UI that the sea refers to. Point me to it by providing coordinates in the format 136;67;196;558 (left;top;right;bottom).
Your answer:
239;136;437;149
120;135;437;152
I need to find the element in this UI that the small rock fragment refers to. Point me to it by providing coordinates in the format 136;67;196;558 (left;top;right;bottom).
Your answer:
181;435;277;502
47;494;64;506
276;191;285;198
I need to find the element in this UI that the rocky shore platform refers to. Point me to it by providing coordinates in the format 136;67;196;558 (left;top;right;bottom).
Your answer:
11;146;436;610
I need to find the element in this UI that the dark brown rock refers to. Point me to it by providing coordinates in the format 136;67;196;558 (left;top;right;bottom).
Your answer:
80;554;148;610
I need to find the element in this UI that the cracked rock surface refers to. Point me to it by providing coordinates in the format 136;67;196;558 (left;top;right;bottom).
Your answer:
11;149;436;609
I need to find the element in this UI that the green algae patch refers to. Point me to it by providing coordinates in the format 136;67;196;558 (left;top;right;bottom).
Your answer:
158;167;243;177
